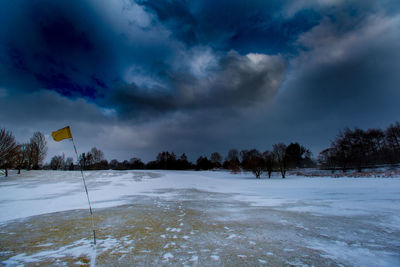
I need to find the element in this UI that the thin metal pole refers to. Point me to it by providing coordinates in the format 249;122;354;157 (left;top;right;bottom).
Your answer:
71;137;96;245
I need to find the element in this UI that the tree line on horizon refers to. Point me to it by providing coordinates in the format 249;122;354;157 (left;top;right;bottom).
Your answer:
48;143;313;179
1;122;400;178
318;122;400;172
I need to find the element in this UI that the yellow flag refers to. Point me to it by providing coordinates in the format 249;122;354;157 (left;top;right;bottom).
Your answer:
52;126;72;142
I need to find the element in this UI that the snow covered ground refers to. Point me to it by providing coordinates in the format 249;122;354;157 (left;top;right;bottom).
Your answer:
0;170;399;266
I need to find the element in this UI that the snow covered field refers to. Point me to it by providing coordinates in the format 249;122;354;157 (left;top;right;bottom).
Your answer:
0;170;399;266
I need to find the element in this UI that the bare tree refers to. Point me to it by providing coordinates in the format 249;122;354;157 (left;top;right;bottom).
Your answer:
273;143;288;178
50;154;65;170
86;152;94;166
177;153;192;170
241;149;265;178
330;128;373;172
318;147;338;173
65;157;74;170
210;152;222;168
196;156;213;170
365;128;385;165
109;159;119;170
156;151;177;170
90;147;104;164
385;122;400;163
286;142;310;169
14;143;28;174
29;132;47;169
129;157;145;169
0;128;18;176
227;149;239;162
224;149;240;173
79;153;88;170
331;129;352;172
263;150;275;178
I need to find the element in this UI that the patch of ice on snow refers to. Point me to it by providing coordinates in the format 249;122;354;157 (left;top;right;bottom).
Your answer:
211;255;219;260
307;239;400;266
163;252;174;260
2;238;95;266
227;234;237;239
190;255;198;261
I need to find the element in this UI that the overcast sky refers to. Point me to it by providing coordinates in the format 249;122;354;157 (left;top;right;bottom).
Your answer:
1;0;400;162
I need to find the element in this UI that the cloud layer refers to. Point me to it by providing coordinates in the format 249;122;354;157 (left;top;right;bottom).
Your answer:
1;0;400;161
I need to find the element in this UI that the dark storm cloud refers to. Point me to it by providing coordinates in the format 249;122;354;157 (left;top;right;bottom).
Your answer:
107;50;286;118
139;0;321;54
0;0;114;99
283;12;400;119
